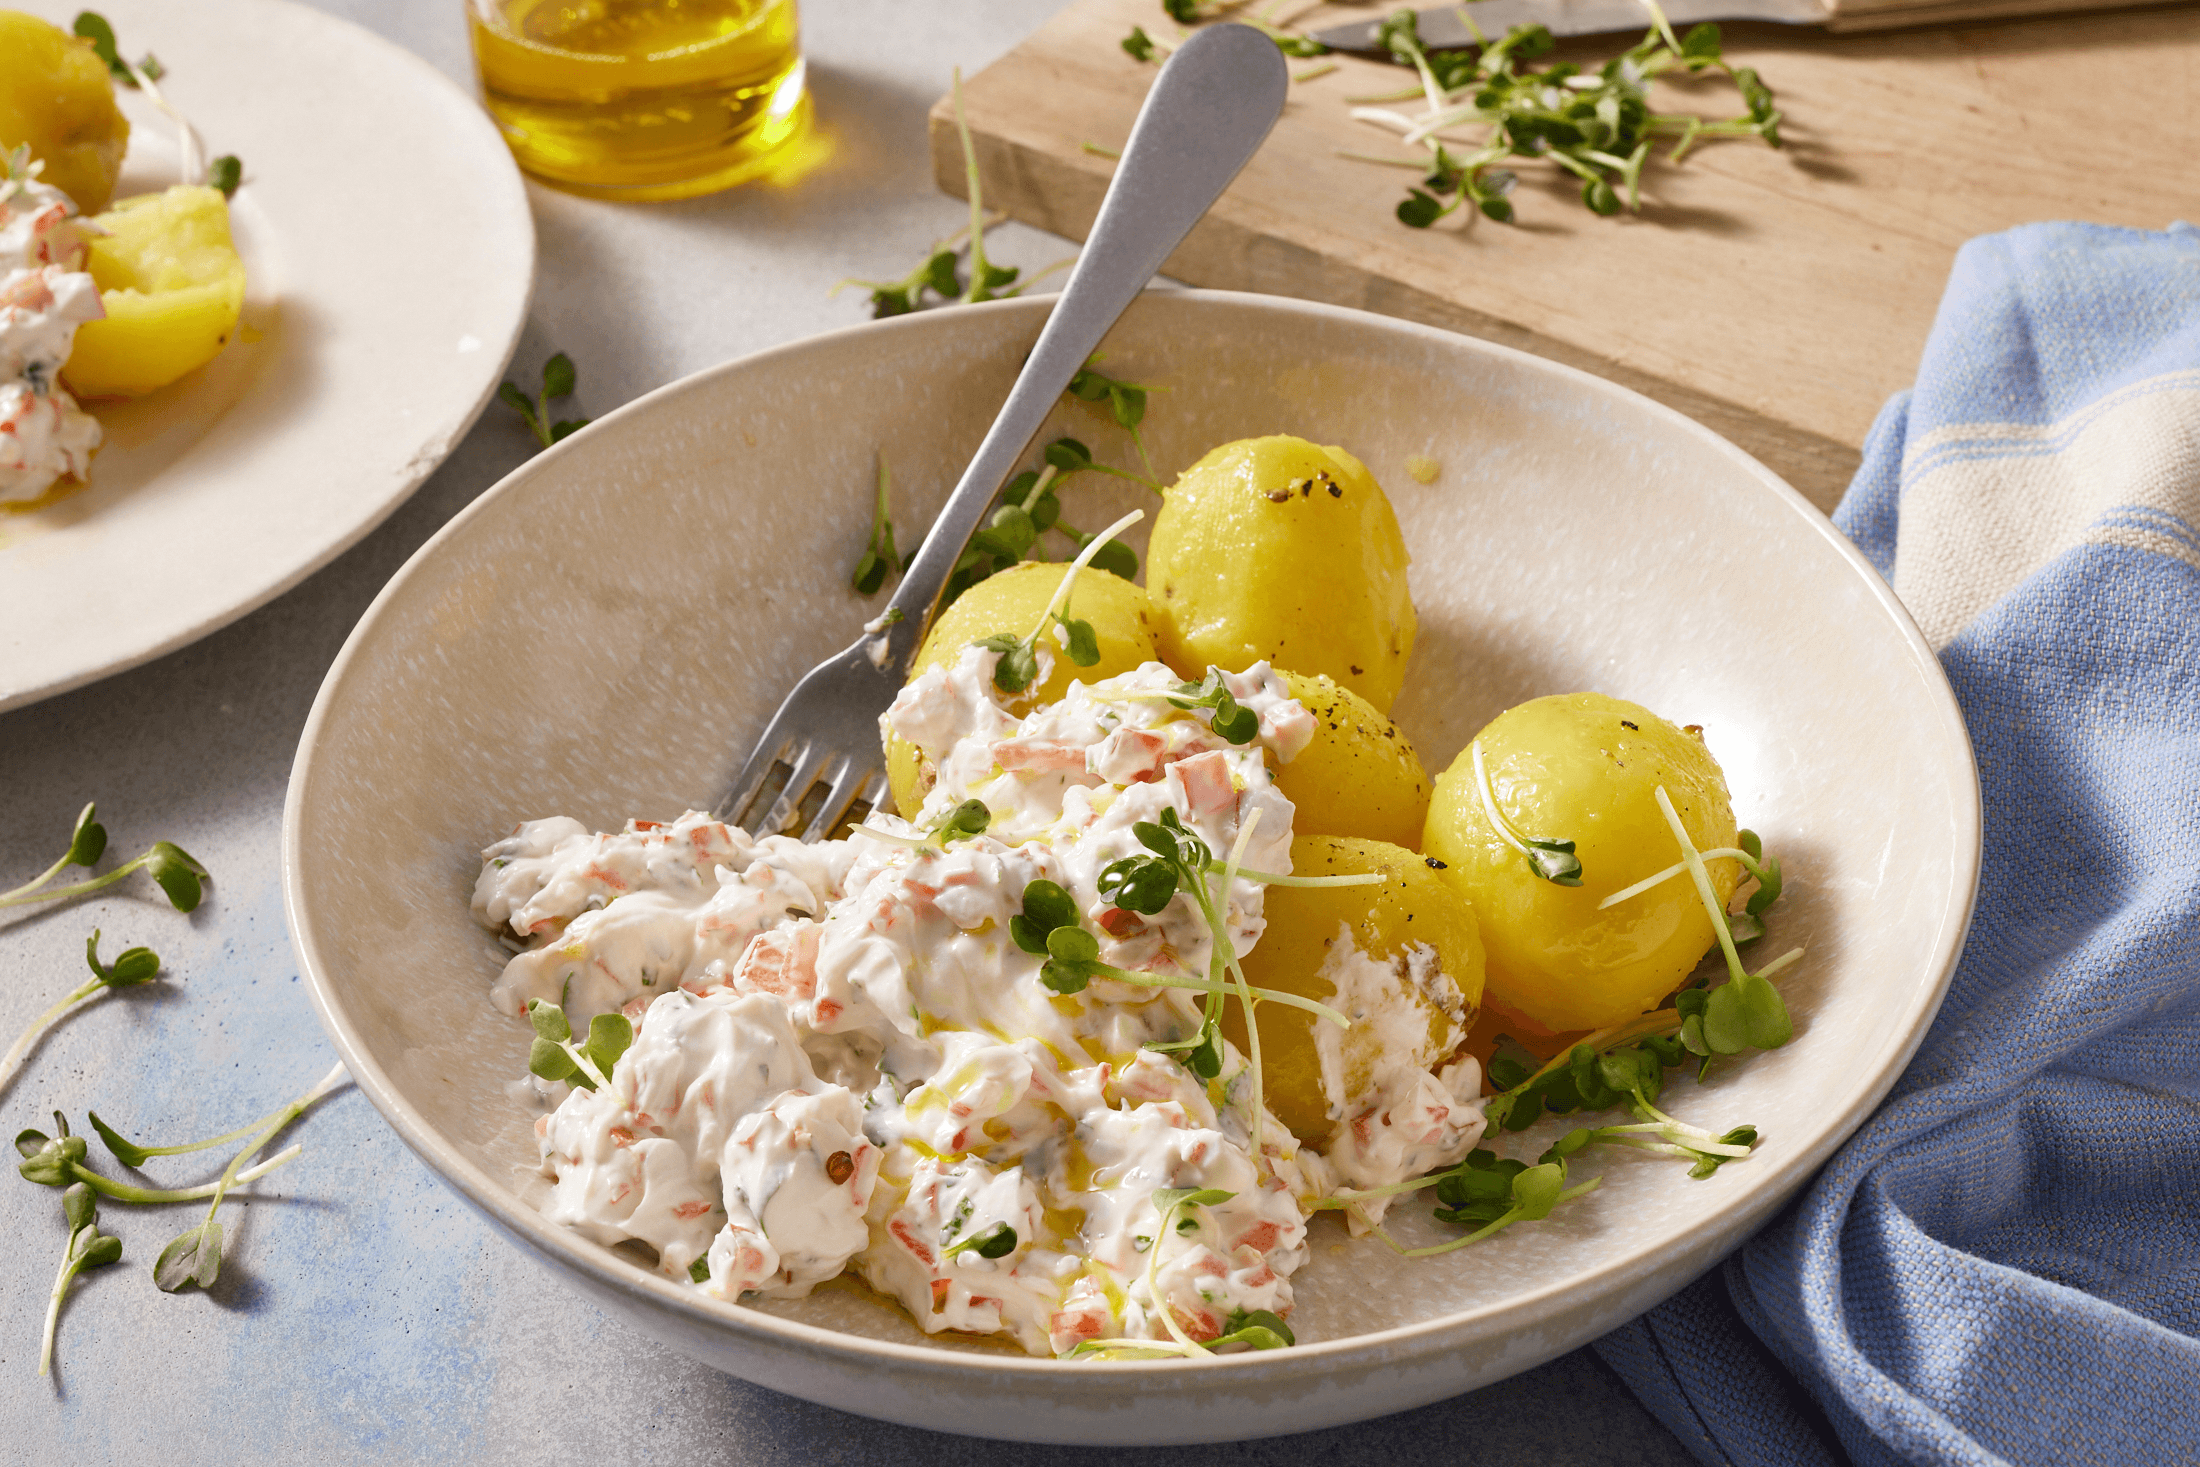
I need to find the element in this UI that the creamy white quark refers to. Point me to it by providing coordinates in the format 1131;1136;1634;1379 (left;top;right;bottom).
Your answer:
0;163;103;505
471;649;1488;1355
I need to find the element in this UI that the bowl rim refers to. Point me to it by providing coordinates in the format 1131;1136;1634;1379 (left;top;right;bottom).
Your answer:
282;286;1981;1384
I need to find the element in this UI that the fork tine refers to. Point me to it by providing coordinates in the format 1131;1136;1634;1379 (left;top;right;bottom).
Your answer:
802;759;883;843
757;742;835;837
717;725;794;828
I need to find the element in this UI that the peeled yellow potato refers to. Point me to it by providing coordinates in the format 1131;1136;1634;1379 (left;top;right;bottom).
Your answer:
1423;693;1738;1037
1270;670;1431;849
0;12;129;215
1226;835;1483;1143
1147;435;1415;713
888;560;1161;817
64;185;246;399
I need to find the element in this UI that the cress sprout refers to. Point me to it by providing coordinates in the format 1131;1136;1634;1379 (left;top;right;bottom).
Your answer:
498;352;590;450
0;803;208;913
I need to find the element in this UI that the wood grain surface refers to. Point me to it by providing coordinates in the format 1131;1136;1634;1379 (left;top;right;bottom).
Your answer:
931;0;2200;509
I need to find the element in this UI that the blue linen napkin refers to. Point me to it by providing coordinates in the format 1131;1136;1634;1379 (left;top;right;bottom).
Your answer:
1592;220;2200;1466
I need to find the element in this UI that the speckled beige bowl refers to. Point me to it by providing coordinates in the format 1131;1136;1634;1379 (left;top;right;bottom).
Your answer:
283;291;1978;1445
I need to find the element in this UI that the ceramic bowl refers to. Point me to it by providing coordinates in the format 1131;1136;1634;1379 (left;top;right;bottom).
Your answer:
283;290;1978;1444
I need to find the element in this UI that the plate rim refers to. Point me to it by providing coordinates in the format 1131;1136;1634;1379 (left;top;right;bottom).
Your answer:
283;287;1980;1406
0;0;536;714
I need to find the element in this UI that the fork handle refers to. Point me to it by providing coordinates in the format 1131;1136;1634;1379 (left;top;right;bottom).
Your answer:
872;24;1288;672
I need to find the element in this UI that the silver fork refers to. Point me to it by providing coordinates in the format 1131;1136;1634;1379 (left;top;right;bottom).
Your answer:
715;24;1288;841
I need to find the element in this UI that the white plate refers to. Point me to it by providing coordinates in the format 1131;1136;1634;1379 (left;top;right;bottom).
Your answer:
0;0;532;712
285;291;1979;1444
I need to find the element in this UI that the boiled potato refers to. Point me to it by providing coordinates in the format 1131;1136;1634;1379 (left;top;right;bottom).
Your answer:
0;12;128;215
1147;436;1415;713
1270;670;1430;849
1225;835;1483;1143
1423;693;1739;1037
888;560;1161;817
63;185;247;399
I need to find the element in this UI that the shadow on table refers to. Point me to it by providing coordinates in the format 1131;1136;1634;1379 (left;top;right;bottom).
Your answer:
687;1345;1695;1467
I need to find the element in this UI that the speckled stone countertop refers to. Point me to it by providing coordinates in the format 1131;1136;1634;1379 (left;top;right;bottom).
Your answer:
0;1;1698;1459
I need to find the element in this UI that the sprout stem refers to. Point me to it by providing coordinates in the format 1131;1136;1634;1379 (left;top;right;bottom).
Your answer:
0;977;104;1100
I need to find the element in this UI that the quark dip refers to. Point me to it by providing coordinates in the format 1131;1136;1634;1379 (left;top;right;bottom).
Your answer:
0;154;103;505
471;649;1487;1356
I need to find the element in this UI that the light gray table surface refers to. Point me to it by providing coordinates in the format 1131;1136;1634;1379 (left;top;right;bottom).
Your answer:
0;1;1702;1460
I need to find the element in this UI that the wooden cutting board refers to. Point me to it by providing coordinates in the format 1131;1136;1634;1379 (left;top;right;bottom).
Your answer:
930;0;2200;509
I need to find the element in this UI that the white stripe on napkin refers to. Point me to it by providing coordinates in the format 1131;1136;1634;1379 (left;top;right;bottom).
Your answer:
1893;371;2200;649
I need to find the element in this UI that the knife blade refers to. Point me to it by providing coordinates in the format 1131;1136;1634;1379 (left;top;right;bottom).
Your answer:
1307;0;1831;49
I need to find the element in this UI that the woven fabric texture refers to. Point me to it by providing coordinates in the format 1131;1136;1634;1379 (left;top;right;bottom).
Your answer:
1593;220;2200;1467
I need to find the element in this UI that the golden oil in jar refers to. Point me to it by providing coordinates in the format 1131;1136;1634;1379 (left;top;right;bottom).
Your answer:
468;0;808;202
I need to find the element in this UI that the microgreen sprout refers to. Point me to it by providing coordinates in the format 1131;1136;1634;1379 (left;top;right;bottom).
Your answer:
0;931;165;1100
40;1181;120;1377
1113;804;1344;1171
207;154;242;197
1044;434;1162;496
73;12;161;86
0;804;208;913
525;998;633;1093
1599;825;1784;947
1011;871;1345;1025
1066;358;1163;481
18;1111;304;1206
498;353;589;450
941;1220;1017;1261
973;509;1143;695
1651;786;1794;1057
1331;1;1780;228
1070;1186;1245;1359
152;1062;348;1293
1470;741;1582;885
1164;669;1260;745
851;451;902;595
1405;1150;1591;1253
931;799;994;845
835;69;1073;319
849;798;994;856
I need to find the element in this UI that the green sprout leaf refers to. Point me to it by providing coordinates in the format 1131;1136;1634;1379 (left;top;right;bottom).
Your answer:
153;1219;223;1292
931;799;993;846
1165;670;1259;745
499;353;590;451
42;1181;122;1375
207;154;242;197
1210;1308;1295;1350
143;842;207;911
66;804;106;868
83;929;160;989
1041;925;1101;994
1098;854;1179;915
1010;879;1078;955
72;11;159;84
1055;614;1101;668
975;632;1040;695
